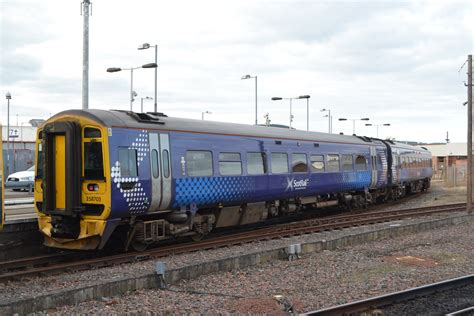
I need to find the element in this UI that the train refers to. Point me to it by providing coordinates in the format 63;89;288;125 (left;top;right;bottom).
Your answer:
33;110;433;250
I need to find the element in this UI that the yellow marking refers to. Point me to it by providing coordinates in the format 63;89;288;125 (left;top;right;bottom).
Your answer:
54;135;66;209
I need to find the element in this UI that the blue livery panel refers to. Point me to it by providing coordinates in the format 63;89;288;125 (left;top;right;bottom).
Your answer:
108;128;152;218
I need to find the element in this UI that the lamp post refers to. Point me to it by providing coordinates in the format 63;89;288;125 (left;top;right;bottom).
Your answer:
241;74;258;125
5;92;11;175
81;0;91;109
365;123;390;138
107;63;157;111
338;117;370;135
321;108;332;133
141;96;153;113
138;43;158;113
271;95;310;129
299;95;310;131
202;111;212;120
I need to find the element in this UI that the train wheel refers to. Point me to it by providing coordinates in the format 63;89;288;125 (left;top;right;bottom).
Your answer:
131;240;148;252
191;233;205;242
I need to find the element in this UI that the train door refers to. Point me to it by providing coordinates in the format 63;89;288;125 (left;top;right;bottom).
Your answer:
149;133;172;211
370;146;378;188
149;133;162;212
43;122;81;215
159;134;172;209
393;153;399;184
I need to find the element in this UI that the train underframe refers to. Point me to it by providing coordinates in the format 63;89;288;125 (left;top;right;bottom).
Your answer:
122;178;431;251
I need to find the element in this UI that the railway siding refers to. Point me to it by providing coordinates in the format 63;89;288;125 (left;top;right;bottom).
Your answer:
0;212;473;315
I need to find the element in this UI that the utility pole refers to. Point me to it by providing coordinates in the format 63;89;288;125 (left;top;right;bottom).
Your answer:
467;54;472;214
81;0;92;109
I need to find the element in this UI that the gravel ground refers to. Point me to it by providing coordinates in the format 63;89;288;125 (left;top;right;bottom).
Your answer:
383;283;474;315
36;218;474;315
0;181;470;314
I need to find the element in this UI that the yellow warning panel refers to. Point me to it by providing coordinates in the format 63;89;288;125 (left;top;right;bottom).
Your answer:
54;135;66;209
0;124;4;230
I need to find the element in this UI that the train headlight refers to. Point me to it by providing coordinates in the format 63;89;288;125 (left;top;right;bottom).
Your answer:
87;183;99;191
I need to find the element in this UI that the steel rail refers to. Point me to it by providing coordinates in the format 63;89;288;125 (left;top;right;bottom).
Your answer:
0;251;77;272
0;203;468;282
303;275;474;315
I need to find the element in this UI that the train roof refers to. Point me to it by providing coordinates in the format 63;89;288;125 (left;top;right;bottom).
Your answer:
51;109;425;150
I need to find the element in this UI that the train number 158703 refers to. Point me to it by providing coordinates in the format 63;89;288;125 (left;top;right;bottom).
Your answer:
86;196;102;202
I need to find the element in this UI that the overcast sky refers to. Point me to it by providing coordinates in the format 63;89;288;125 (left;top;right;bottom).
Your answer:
1;0;473;143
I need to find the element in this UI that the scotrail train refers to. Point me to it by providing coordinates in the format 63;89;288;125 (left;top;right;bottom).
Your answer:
33;110;432;250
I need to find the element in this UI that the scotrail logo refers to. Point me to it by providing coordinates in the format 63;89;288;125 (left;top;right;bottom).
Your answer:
286;177;310;191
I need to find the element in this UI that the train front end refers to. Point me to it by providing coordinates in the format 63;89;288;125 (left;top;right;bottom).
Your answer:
34;112;112;250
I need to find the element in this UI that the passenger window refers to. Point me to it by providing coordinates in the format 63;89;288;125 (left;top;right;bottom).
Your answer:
163;150;170;178
118;148;138;178
292;153;308;172
342;155;353;171
355;155;367;171
310;155;325;172
186;151;213;177
326;154;340;172
84;142;105;179
151;149;159;178
271;153;289;174
219;152;242;176
247;152;266;175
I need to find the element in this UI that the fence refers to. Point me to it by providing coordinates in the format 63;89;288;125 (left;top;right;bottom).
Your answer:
2;149;35;177
434;166;467;187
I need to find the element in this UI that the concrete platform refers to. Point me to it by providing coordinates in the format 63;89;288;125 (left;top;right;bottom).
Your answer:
0;213;473;315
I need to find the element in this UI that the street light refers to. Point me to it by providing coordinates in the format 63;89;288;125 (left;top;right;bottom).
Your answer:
365;123;390;138
298;95;310;131
138;43;158;113
338;117;370;135
107;63;157;111
5;92;11;175
271;95;310;129
202;111;212;120
321;108;332;133
241;74;258;125
141;96;153;113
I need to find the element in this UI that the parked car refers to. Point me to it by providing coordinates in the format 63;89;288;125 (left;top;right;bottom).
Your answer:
5;166;35;191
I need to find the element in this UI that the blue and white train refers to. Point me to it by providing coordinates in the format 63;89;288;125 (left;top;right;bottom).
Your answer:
34;110;432;250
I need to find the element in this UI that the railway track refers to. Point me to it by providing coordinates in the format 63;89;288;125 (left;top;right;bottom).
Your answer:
0;202;468;283
304;274;474;315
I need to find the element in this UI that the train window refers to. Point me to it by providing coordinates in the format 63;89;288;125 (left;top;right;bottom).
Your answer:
186;151;213;177
342;155;353;171
118;148;138;177
247;152;266;175
310;155;325;172
84;127;101;138
292;153;308;172
326;154;340;172
84;142;104;179
151;149;159;178
271;153;289;174
355;155;367;171
36;143;43;179
219;152;242;176
219;153;240;161
163;150;170;178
